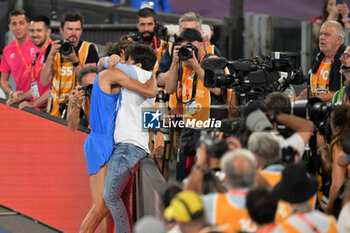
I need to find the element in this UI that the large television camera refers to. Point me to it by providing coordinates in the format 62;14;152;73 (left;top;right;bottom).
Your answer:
201;52;305;104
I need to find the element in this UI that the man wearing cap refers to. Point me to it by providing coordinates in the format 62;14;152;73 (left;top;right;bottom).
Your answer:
164;190;232;233
273;163;338;233
185;149;258;233
164;27;230;181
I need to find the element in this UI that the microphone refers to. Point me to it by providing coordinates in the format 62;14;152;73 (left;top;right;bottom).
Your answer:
200;57;228;71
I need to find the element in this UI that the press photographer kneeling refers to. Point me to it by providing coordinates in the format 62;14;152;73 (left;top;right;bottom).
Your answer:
67;66;97;131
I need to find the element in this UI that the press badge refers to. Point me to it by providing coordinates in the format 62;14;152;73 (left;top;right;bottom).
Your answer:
31;81;40;99
186;98;197;115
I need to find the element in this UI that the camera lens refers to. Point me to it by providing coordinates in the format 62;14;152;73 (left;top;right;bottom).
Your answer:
60;41;73;56
178;47;193;61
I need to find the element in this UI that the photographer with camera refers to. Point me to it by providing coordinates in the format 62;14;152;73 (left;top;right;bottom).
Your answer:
297;20;346;102
66;66;97;131
320;105;350;216
247;132;306;223
164;28;229;181
40;11;99;118
130;7;168;73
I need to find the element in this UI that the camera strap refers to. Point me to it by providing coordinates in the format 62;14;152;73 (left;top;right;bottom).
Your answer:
176;62;198;104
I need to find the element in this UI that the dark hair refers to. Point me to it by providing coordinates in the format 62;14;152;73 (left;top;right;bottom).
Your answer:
321;0;344;26
246;187;278;225
60;11;84;29
265;92;292;114
161;182;182;208
329;105;350;161
31;15;50;28
9;9;29;22
105;40;135;56
78;66;98;84
125;44;156;71
137;7;157;23
120;34;131;41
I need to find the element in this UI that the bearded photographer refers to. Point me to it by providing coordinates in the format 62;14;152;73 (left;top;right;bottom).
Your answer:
40;12;99;118
164;28;230;181
67;66;97;131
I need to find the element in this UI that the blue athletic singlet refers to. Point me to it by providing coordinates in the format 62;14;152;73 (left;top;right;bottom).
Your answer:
83;74;121;175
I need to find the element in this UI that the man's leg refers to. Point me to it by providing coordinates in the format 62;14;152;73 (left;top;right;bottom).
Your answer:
104;144;133;233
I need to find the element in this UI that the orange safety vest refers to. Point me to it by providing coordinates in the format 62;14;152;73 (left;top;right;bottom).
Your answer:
213;193;257;233
260;169;317;224
279;213;338;233
153;38;169;73
48;41;92;117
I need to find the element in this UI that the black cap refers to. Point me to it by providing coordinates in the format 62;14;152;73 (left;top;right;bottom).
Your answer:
273;163;318;204
178;28;203;42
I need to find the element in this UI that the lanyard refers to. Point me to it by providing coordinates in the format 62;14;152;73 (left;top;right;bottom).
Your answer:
295;213;320;233
152;37;158;52
184;52;206;100
258;224;276;233
229;189;248;196
15;39;31;72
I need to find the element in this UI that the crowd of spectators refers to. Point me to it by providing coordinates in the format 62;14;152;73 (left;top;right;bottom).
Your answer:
2;3;350;233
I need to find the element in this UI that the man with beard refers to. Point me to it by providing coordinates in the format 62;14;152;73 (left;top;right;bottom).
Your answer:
41;11;99;118
0;10;37;102
333;45;350;104
297;20;346;102
6;15;52;110
135;7;168;73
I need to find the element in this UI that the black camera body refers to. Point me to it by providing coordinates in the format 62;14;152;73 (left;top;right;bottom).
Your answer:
293;97;335;141
199;130;228;159
154;23;168;41
59;40;74;56
129;31;145;44
78;84;93;97
201;52;305;104
178;43;198;61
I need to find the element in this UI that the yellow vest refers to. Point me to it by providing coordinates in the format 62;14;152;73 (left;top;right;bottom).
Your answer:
48;41;92;117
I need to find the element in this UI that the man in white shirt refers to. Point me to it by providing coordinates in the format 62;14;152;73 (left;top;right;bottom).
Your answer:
103;44;157;233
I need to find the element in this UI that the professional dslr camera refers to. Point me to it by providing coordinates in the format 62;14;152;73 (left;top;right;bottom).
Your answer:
59;40;74;56
199;130;229;159
78;84;93;97
178;43;198;61
129;31;145;44
293;97;336;142
201;52;305;104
